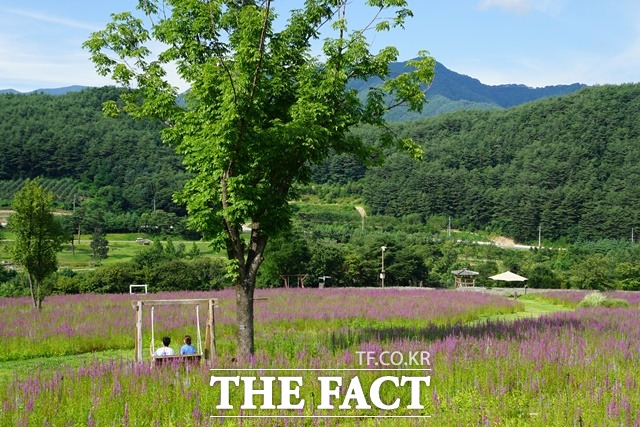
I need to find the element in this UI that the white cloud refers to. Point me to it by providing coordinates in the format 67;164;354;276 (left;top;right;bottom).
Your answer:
0;7;99;31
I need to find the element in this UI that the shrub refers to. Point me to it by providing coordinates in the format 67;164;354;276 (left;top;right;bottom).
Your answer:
0;265;18;285
146;258;228;291
577;292;630;308
54;275;82;294
190;257;229;290
147;259;198;291
601;298;631;308
577;292;607;307
0;273;28;297
83;262;144;293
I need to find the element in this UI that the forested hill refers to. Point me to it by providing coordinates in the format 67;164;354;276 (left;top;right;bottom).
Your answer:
1;83;637;244
349;61;585;121
427;62;585;108
357;83;640;243
0;87;185;216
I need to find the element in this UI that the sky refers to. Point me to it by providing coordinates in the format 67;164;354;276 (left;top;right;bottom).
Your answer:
0;0;639;92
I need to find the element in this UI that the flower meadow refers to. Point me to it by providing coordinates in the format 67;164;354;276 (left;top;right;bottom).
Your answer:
0;288;519;362
537;289;640;307
1;289;640;426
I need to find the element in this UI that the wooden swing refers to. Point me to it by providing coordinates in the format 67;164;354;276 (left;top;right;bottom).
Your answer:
132;298;217;365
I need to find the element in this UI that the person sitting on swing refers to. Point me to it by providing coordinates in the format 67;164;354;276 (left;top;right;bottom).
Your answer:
154;336;175;357
180;335;197;355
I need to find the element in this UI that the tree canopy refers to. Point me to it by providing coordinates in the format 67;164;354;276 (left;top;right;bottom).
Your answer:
85;0;434;355
0;87;186;218
9;179;65;310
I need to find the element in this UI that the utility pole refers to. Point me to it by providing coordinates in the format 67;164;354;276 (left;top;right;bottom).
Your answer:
538;225;541;249
380;246;387;288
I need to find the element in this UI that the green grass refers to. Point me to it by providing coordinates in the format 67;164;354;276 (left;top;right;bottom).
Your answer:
469;294;572;324
0;349;133;382
0;233;221;270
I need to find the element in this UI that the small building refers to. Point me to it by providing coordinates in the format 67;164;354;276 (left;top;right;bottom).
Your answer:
451;269;479;288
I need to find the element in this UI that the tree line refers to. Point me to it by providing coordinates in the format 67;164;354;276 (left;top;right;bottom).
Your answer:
3;83;640;245
3;74;640;307
352;83;640;243
0;87;186;216
4;181;640;305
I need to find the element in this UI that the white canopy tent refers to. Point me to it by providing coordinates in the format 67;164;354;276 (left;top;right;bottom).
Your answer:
489;271;528;282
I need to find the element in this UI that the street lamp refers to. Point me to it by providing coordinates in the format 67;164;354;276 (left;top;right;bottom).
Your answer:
380;246;387;288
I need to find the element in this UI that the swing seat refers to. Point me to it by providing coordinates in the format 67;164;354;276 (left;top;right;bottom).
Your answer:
153;354;202;367
133;298;217;364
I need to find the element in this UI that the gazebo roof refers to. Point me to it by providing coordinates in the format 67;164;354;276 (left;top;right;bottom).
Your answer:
451;268;479;277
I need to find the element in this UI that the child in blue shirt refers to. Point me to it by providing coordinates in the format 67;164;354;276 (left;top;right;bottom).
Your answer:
180;335;197;355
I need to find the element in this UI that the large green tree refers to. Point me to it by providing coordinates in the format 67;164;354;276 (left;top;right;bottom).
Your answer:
85;0;434;355
9;179;65;310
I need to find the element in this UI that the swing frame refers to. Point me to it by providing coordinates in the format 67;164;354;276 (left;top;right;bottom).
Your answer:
132;298;217;364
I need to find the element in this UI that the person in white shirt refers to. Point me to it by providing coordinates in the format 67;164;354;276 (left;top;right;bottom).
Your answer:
154;336;175;356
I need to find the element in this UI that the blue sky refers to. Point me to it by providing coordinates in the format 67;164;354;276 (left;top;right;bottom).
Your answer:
1;0;639;92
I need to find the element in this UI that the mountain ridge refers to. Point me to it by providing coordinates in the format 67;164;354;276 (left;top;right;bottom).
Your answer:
1;62;584;119
0;85;87;96
349;61;585;120
426;62;585;108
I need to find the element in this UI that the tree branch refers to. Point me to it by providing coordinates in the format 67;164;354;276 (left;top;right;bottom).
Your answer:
220;171;245;270
385;81;432;111
248;0;272;107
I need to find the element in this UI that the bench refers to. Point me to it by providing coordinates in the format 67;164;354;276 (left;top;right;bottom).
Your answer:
153;354;202;367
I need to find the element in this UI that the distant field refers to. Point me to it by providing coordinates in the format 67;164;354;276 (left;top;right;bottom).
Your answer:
0;232;220;270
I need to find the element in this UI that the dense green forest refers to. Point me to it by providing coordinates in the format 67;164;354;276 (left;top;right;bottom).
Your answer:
2;84;640;293
354;83;640;243
2;84;639;243
0;87;185;216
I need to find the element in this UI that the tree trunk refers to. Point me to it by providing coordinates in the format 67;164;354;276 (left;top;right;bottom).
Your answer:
225;213;267;357
27;274;37;310
231;229;266;358
235;280;255;356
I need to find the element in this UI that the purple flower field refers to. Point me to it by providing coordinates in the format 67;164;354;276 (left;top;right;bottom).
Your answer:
2;299;640;426
0;288;520;362
0;289;640;427
538;289;640;306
